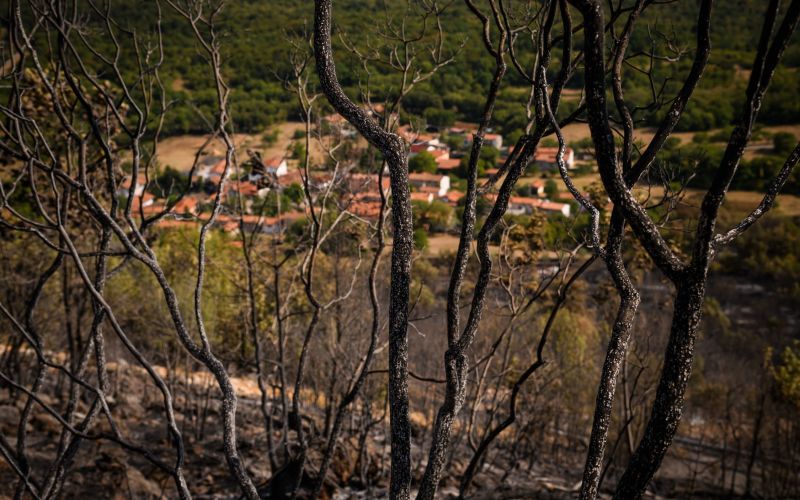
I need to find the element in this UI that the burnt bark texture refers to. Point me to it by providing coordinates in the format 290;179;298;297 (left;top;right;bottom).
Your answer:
314;2;413;497
571;0;800;497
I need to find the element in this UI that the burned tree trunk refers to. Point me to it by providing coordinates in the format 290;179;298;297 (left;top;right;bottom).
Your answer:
314;2;414;497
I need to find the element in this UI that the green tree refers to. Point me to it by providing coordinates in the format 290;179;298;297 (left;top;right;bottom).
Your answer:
150;167;188;198
454;146;500;178
292;141;307;161
544;179;559;198
418;201;453;232
409;151;438;173
766;340;800;407
424;107;456;128
284;182;304;203
414;228;429;250
773;132;797;156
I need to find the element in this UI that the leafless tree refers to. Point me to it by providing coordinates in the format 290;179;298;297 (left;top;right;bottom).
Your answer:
2;0;798;498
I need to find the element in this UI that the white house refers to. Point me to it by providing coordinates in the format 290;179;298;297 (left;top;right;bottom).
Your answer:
409;172;450;197
409;138;449;158
494;195;571;217
248;155;288;182
467;132;503;150
534;147;576;170
197;159;229;182
264;156;288;177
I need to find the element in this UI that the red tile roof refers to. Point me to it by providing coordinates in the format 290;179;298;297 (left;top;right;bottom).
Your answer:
229;181;260;197
349;200;382;219
485;193;569;214
172;196;199;214
443;190;465;203
264;156;285;168
410;192;433;203
409;172;445;183
534;147;574;163
436;158;461;170
211;159;228;175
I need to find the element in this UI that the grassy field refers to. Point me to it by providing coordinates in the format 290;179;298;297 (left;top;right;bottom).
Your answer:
152;121;800;173
558;123;800;149
155;122;325;172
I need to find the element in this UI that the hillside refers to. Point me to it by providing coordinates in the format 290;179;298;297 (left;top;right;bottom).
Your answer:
51;0;800;136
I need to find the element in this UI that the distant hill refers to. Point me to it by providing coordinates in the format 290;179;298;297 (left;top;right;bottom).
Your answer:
46;0;800;136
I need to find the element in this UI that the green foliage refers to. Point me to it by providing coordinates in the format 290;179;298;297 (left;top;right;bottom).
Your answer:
64;0;798;138
409;151;438;173
414;200;454;232
262;129;280;147
455;146;499;178
658;141;800;195
506;211;546;262
284;183;304;203
150;167;188;198
424;107;456;128
766;340;800;407
544;179;559;198
442;132;465;151
413;227;429;250
773;132;797;156
292;141;307;161
719;216;800;297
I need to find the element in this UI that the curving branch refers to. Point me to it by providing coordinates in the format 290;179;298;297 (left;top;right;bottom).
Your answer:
314;1;414;497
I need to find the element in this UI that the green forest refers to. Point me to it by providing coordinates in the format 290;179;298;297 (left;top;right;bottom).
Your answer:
65;0;800;136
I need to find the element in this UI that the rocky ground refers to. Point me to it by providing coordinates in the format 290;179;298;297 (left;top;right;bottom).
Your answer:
0;351;752;499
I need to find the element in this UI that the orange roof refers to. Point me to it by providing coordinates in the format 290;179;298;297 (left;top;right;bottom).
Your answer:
130;192;155;210
397;125;418;142
556;191;589;202
211;159;229;175
141;204;164;216
509;196;568;212
324;113;347;124
409;172;445;183
538;200;570;212
156;219;197;230
230;181;260;197
264;156;285;168
410;192;433;203
444;190;465;203
349;200;382;219
436;158;461;170
172;196;199;214
485;193;569;213
240;214;281;226
535;147;574;163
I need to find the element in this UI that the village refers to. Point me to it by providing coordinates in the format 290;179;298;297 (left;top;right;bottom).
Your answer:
119;110;598;248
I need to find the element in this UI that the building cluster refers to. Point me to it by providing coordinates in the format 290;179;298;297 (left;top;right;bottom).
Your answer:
117;117;582;239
